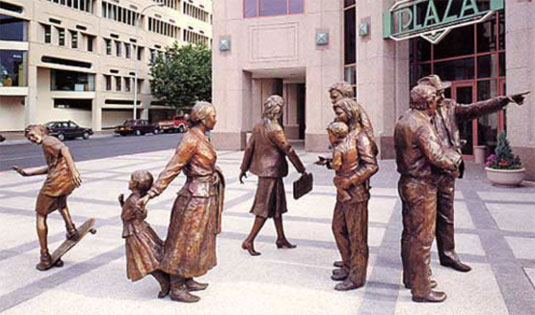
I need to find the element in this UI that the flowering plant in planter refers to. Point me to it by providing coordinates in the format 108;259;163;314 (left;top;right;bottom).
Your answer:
485;131;525;186
485;131;523;170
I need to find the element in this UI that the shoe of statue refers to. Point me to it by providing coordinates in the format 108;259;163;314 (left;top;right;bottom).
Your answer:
186;278;209;292
331;268;348;281
334;280;364;291
404;279;438;289
412;290;447;303
440;259;471;272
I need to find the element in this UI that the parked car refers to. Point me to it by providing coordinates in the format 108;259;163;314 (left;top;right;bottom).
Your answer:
0;134;5;143
114;119;159;136
157;115;188;133
46;121;93;141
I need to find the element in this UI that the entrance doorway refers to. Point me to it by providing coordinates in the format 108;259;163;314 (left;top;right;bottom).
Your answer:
410;10;506;160
445;81;506;159
447;83;476;158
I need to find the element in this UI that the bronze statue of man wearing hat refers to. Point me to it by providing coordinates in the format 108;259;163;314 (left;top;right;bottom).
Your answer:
417;74;529;272
395;84;461;303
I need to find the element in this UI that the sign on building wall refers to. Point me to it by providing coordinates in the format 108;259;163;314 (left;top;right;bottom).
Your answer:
383;0;504;44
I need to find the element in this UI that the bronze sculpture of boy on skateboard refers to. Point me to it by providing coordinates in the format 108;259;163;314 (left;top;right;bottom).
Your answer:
13;124;81;270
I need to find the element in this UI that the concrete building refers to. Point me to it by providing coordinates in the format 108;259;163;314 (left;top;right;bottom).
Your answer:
0;0;212;132
212;0;535;180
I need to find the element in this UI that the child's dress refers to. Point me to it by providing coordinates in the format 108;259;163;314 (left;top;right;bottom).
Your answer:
122;194;163;281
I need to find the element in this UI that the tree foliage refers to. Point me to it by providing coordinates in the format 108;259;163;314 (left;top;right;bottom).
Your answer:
150;43;211;109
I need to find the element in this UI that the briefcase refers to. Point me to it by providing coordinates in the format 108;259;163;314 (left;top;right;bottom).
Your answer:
293;172;313;200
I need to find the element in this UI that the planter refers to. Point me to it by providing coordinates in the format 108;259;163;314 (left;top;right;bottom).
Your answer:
485;167;526;187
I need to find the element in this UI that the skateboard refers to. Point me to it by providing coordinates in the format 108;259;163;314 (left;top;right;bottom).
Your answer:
42;218;97;271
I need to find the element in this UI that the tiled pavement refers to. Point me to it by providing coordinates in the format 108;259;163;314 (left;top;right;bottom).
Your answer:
0;149;534;315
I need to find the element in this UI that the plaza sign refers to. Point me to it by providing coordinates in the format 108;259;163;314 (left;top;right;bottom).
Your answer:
383;0;504;44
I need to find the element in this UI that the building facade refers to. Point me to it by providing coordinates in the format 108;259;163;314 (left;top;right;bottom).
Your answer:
0;0;212;131
212;0;535;180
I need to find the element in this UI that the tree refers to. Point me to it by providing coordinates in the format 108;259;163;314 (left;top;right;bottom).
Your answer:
150;43;211;110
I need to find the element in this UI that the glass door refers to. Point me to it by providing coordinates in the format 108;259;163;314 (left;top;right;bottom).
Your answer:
449;82;477;159
476;80;503;155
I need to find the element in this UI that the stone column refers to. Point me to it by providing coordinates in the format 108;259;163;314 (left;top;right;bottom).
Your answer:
141;108;149;120
91;97;102;131
506;1;535;180
25;65;38;125
356;0;409;159
304;2;343;152
283;83;300;140
92;74;104;131
250;79;263;126
211;68;251;150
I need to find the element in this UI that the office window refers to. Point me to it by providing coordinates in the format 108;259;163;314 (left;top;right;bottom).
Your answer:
148;17;180;39
137;46;143;61
245;0;303;17
43;24;51;43
150;49;156;63
0;1;24;13
344;0;356;96
115;76;121;91
0;14;27;41
101;1;137;26
184;3;209;22
105;39;112;55
115;41;121;57
57;27;65;46
54;99;92;110
47;0;93;13
86;34;95;52
104;75;111;90
0;50;27;86
50;69;95;91
125;43;131;58
124;77;131;92
70;31;78;48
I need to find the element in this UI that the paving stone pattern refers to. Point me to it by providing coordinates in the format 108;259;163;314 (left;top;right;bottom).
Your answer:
0;149;534;315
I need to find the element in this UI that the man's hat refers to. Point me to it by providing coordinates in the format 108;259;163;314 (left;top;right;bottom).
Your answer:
417;74;451;91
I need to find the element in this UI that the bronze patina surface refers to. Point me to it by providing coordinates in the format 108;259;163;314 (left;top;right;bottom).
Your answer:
322;97;378;291
13;125;82;271
240;95;306;256
395;84;459;303
120;170;169;299
418;74;528;272
137;102;225;303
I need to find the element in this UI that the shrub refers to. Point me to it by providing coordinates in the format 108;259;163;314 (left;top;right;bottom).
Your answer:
485;131;523;169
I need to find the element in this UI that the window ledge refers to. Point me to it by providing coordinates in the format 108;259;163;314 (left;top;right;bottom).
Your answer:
0;86;28;96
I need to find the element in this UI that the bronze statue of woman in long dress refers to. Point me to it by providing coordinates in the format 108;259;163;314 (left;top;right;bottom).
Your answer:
137;102;225;303
239;95;307;256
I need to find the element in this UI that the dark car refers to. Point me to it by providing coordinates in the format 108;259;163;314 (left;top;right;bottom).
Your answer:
114;119;159;136
0;134;5;143
46;121;93;141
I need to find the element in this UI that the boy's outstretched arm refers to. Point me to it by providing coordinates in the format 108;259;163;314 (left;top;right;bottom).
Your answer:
13;165;48;176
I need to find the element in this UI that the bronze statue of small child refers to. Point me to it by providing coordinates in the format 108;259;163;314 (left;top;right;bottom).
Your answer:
327;121;352;202
119;170;170;298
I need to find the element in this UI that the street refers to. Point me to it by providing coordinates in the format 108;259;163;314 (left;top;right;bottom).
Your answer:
0;134;182;171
